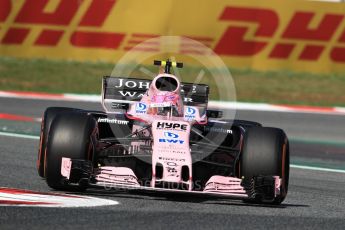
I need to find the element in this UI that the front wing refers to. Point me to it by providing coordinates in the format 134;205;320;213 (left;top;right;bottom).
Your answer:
61;157;281;202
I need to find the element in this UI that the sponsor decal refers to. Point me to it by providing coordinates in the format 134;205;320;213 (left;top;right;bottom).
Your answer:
111;102;122;109
171;150;187;154
183;97;193;103
118;91;146;98
186;107;196;115
167;167;178;174
164;132;179;139
156;122;187;131
184;107;196;120
110;79;195;102
159;157;186;162
159;138;184;144
150;102;172;108
113;79;150;89
157;146;187;150
156;148;187;154
167;94;178;100
110;102;128;109
204;126;233;134
135;102;147;114
97;118;129;125
165;162;178;175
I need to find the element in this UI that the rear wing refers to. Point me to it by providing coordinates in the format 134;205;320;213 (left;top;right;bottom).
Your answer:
102;76;209;113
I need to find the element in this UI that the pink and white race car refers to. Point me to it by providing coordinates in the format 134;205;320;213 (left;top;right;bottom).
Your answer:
37;60;290;204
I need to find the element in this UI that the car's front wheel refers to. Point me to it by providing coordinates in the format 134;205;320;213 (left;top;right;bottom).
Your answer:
240;127;290;204
44;112;97;191
37;107;79;177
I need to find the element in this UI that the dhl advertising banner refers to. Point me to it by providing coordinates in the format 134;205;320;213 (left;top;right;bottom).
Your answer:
0;0;345;73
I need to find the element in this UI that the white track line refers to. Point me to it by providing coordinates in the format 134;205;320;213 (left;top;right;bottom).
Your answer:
290;164;345;173
0;131;39;140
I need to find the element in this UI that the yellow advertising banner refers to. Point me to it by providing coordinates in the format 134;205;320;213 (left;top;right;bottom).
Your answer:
0;0;345;73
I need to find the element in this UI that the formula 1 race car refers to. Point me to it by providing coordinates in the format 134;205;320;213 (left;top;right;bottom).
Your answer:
37;60;290;204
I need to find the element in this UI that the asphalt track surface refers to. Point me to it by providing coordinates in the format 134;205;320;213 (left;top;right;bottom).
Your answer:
0;98;345;229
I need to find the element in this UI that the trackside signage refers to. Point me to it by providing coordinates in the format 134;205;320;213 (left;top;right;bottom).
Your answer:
0;0;345;73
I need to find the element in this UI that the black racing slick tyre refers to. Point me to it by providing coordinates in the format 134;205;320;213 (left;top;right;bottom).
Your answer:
240;127;290;204
44;112;97;191
37;107;79;177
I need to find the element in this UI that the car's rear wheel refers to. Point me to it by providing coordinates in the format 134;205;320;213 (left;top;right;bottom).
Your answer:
44;112;97;191
240;127;290;204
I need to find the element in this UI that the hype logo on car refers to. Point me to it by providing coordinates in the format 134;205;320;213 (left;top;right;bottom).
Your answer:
136;102;147;114
156;122;188;131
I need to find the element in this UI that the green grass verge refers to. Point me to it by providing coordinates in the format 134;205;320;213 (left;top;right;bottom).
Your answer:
1;56;345;107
